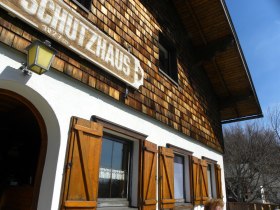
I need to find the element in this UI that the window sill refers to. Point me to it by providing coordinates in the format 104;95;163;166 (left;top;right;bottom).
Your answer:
97;198;129;208
71;0;91;13
97;207;137;210
174;203;193;210
158;68;179;87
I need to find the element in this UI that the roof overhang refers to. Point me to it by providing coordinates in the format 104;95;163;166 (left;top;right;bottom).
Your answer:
173;0;263;123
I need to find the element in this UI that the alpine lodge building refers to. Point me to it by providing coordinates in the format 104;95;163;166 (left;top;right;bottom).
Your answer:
0;0;262;210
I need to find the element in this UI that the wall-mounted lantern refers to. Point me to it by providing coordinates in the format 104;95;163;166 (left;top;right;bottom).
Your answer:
21;40;57;75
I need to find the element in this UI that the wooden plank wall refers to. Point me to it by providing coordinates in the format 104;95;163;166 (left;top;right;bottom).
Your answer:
0;0;223;152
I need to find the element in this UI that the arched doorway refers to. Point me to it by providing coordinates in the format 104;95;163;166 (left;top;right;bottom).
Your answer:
0;89;47;210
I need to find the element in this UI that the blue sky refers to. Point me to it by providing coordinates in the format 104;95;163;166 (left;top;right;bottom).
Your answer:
225;0;280;122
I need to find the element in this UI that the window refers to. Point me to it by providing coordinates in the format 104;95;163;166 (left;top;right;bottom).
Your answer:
60;116;152;209
159;34;178;83
202;157;217;199
174;155;184;201
167;144;193;206
71;0;92;11
192;157;223;205
98;136;130;199
202;156;223;199
92;116;147;208
207;164;215;198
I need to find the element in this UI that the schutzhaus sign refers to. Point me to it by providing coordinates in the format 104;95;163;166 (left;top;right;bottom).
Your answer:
0;0;144;89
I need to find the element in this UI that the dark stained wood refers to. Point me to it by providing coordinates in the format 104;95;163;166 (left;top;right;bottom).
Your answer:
219;92;254;109
173;0;262;123
194;35;234;64
166;143;193;156
0;186;33;210
91;115;148;140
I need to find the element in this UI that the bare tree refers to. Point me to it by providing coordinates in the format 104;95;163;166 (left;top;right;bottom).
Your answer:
268;105;280;142
223;122;280;203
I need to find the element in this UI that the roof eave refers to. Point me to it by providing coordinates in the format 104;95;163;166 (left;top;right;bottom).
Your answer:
219;0;263;122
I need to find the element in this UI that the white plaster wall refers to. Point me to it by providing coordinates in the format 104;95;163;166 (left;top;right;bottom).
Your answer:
0;42;226;210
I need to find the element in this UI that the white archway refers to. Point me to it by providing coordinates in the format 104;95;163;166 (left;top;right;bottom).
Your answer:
0;80;60;210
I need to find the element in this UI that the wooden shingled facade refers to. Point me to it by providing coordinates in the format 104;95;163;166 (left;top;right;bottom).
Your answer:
0;0;261;152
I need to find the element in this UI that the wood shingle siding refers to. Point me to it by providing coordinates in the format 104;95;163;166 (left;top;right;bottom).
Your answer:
0;0;259;153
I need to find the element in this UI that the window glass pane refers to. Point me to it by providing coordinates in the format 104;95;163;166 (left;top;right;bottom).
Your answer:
98;139;113;198
100;139;113;168
207;164;213;198
111;141;128;198
75;0;91;9
98;137;129;198
174;155;184;199
111;141;123;170
159;43;169;73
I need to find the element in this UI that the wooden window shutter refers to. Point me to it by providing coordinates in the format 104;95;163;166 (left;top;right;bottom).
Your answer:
158;147;175;210
192;157;201;205
192;157;209;205
140;140;158;210
60;117;103;210
200;159;209;204
215;164;223;199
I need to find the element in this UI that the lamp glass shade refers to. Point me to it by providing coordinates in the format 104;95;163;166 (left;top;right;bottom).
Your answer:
36;45;54;69
26;40;56;75
28;44;37;67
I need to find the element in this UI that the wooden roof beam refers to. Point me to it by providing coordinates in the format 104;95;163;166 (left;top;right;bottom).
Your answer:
184;0;208;45
193;35;234;65
218;92;254;109
212;58;241;117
